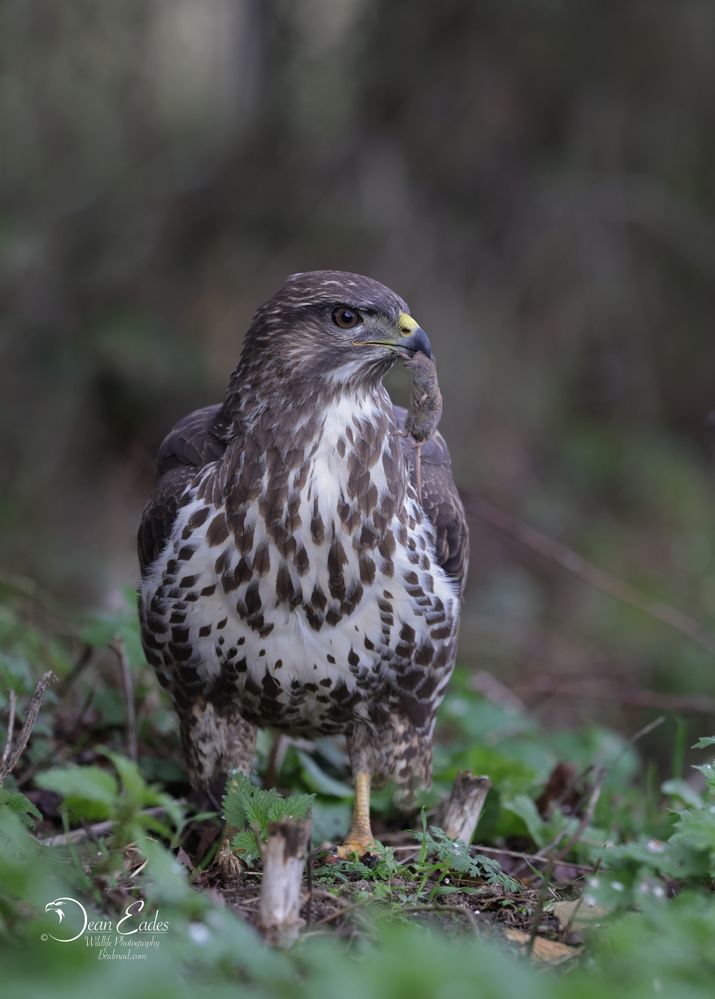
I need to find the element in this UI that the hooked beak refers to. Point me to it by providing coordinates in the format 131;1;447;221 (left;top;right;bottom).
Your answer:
353;311;433;360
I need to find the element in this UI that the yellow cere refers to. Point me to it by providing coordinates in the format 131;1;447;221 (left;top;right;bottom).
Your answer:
398;312;419;335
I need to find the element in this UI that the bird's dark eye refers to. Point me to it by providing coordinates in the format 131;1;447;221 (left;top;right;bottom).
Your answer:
332;306;361;329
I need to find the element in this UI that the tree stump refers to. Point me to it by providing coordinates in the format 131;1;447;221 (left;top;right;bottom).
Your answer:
258;816;312;946
438;772;491;844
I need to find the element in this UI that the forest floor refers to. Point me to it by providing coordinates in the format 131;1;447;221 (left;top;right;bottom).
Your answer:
1;583;715;998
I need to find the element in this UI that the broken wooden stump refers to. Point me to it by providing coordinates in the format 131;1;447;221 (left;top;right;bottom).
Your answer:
258;816;312;946
438;771;491;844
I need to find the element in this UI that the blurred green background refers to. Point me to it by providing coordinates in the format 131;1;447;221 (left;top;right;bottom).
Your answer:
2;0;714;734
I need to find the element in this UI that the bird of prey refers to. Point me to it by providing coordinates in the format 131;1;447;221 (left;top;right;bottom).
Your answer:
138;271;468;856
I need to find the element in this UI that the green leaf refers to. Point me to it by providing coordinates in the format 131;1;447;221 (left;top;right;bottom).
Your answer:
36;764;118;820
459;746;540;796
103;750;149;805
0;788;42;828
243;787;278;830
605;836;710;880
222;773;313;849
267;792;314;823
693;736;715;750
502;793;548;846
231;829;260;865
661;778;704;810
297;750;353;798
311;802;351;844
693;761;715;793
417;826;521;893
222;773;251;827
671;810;715;875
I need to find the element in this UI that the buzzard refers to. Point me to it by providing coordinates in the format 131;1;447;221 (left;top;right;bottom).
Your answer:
138;271;468;856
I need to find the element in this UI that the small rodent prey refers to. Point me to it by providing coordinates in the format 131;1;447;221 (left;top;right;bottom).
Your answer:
401;352;443;503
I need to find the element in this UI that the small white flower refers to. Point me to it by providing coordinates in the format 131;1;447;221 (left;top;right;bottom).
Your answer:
189;923;211;944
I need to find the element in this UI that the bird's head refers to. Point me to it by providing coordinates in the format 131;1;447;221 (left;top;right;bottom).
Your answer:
240;271;433;393
45;899;66;921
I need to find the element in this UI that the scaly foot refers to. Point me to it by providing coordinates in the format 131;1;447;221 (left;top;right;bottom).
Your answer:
215;834;243;882
333;770;376;858
334;832;377;859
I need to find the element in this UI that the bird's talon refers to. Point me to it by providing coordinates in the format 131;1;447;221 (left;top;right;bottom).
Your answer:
215;837;243;883
334;837;378;860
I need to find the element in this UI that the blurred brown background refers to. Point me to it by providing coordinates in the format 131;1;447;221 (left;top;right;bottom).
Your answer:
2;1;714;723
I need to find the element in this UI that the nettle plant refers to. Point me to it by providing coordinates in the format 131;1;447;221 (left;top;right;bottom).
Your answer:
222;773;314;866
587;735;715;909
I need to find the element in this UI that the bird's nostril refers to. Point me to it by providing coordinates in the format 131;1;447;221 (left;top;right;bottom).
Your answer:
400;326;433;360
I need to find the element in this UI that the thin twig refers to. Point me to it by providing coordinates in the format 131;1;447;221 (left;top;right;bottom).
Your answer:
531;771;604;863
305;847;316;930
560;857;602;941
313;899;370;926
57;643;94;696
550;767;606;864
471;844;596;874
470;671;528;713
306;887;350;907
0;690;17;770
303;887;353;927
536;716;666;866
628;714;667;746
525;857;556;959
18;682;99;789
386;840;596;874
515;676;715;716
400;904;479;934
111;636;137;761
40;806;168;846
468;494;715;657
0;671;55;787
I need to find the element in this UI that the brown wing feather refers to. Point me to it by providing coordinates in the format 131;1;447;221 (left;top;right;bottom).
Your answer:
138;404;225;576
393;404;469;596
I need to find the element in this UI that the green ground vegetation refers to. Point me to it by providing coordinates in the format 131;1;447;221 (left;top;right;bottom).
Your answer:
1;584;715;997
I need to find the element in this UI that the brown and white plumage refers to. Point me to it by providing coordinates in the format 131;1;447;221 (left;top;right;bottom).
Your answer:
138;271;468;850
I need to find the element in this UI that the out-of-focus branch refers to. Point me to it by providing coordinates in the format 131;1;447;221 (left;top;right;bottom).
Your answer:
40;806;168;847
515;675;715;716
0;672;56;787
111;636;137;761
0;690;17;771
467;494;715;657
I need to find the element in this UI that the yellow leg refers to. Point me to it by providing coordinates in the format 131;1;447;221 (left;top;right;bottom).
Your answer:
336;770;375;857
